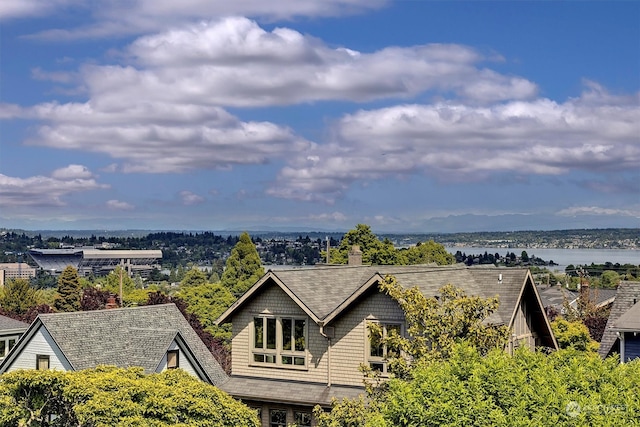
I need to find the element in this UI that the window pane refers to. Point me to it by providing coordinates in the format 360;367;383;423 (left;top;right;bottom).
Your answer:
270;409;287;427
295;412;312;427
266;318;276;349
0;341;5;357
265;354;276;363
254;317;263;349
282;355;292;365
282;318;292;351
294;357;305;366
294;319;306;351
37;355;49;370
8;339;15;350
370;330;383;357
167;350;178;369
254;354;265;363
370;362;384;372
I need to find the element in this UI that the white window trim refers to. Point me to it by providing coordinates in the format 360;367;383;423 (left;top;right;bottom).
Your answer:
366;320;404;376
251;315;308;370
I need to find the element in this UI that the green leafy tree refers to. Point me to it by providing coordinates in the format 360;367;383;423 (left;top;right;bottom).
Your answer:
376;275;509;378
54;265;83;312
551;318;599;352
181;267;208;288
0;367;259;426
600;270;620;288
102;266;136;296
402;240;455;265
317;344;640;427
329;224;397;265
220;232;264;296
178;283;236;342
1;278;37;316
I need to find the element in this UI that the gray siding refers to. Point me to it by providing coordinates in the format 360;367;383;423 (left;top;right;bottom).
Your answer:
5;327;71;372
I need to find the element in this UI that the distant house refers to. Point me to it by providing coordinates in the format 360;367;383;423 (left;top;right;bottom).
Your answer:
536;284;616;316
599;281;640;362
0;314;29;360
216;263;557;426
0;304;228;386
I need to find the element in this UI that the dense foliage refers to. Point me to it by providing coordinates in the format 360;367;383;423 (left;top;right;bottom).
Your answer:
373;277;509;380
0;367;259;426
317;345;640;427
328;224;454;266
1;278;37;316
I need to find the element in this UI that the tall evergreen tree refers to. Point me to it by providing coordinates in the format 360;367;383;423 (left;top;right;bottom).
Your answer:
55;265;82;312
220;232;264;296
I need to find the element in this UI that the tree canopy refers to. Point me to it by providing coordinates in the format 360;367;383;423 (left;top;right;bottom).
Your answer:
1;278;37;316
317;345;640;427
0;367;259;426
328;224;454;266
220;232;264;296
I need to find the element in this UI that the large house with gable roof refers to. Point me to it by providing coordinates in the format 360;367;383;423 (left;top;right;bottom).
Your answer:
0;304;228;386
216;261;557;427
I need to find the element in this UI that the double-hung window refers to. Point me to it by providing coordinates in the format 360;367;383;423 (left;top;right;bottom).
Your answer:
368;322;402;375
253;316;307;368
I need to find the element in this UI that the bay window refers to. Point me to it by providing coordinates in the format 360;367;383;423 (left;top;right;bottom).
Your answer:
253;316;307;368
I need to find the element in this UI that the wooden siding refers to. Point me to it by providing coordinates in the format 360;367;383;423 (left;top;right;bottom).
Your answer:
511;298;536;351
329;290;404;386
231;283;329;383
230;283;405;387
5;326;71;372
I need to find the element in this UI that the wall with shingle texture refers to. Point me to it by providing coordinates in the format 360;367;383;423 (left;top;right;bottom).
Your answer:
231;284;405;387
6;327;71;372
231;283;329;383
329;290;405;386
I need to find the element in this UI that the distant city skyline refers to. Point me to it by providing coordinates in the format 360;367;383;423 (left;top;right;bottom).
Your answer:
1;1;638;232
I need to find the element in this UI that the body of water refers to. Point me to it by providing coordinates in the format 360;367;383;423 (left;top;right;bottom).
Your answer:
446;247;640;272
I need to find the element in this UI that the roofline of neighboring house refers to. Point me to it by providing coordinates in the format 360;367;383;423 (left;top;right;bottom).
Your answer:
507;270;558;350
611;327;640;333
169;331;216;385
0;318;75;374
0;327;28;335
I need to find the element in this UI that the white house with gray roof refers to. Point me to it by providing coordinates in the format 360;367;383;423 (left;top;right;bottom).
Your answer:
215;263;557;427
0;304;227;386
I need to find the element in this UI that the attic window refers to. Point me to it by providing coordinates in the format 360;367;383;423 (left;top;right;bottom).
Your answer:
167;350;179;369
36;354;50;370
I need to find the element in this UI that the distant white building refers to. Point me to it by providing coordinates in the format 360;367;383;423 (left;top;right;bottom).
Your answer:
0;263;37;287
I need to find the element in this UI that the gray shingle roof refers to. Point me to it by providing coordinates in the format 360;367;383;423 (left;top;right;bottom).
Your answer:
220;264;533;328
5;304;227;385
0;314;28;333
612;302;640;332
599;282;640;359
220;375;365;407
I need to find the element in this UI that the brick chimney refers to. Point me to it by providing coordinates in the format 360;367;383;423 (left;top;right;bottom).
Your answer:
105;295;119;309
348;245;362;266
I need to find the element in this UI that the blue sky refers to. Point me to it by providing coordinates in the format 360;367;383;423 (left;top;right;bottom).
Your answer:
1;1;638;233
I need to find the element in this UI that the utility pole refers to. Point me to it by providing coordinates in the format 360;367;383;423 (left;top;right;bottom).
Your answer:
119;266;123;307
